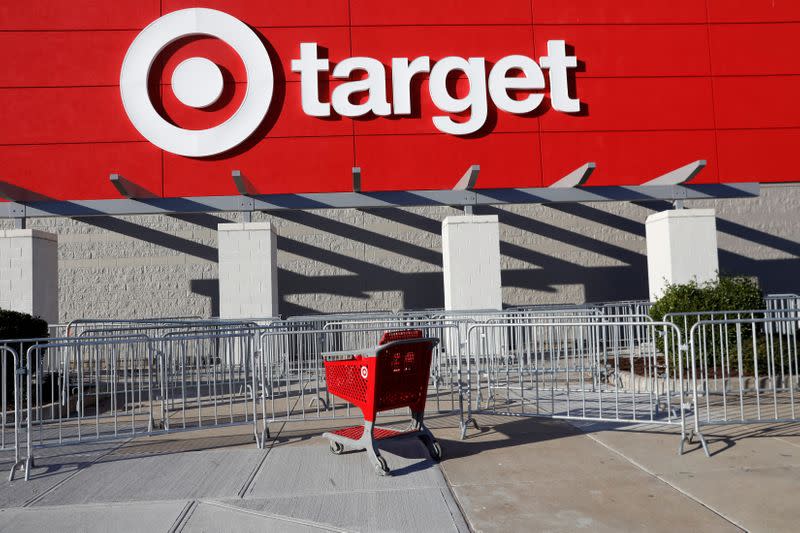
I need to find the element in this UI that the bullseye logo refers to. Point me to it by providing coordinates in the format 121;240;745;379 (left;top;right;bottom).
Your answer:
119;8;274;158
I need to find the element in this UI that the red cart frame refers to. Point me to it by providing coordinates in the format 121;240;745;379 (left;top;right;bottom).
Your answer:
322;330;441;475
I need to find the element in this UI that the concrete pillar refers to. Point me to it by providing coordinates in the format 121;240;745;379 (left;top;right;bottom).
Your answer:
442;215;502;311
218;222;279;318
645;208;719;301
0;229;59;323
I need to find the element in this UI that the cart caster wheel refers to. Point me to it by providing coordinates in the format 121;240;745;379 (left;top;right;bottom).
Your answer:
330;442;345;455
430;441;442;461
375;456;390;476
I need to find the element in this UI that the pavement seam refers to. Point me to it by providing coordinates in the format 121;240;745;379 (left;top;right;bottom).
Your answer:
236;420;286;498
434;452;475;532
580;431;749;532
21;436;134;508
236;390;303;498
199;499;352;532
168;499;197;533
438;486;471;533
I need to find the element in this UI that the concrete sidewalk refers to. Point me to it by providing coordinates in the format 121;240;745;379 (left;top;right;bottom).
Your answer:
0;419;468;532
431;415;800;532
0;415;798;532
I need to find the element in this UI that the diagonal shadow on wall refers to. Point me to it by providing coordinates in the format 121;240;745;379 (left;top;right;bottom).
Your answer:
56;199;797;317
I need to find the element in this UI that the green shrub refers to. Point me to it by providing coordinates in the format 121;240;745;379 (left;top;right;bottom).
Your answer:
0;308;49;405
649;276;766;371
0;308;49;341
650;276;764;324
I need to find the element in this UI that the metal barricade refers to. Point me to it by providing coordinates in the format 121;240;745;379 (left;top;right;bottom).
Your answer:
157;330;259;432
462;320;693;450
2;300;796;480
0;345;22;479
10;335;156;480
688;315;800;457
65;316;203;337
6;329;266;481
766;294;800;334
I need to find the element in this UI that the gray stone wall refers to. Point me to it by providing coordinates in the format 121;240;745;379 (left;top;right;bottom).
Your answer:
1;185;798;323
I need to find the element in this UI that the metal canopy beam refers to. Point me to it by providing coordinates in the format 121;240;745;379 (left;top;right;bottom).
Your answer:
453;165;480;191
0;183;760;219
548;163;596;188
644;160;707;186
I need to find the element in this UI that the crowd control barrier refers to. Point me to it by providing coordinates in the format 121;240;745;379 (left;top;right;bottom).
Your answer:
1;303;799;481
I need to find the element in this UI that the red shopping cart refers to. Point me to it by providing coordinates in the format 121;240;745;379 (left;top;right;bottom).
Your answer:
322;329;441;476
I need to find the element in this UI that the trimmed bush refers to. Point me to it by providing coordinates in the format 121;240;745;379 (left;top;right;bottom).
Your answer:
649;276;774;376
0;308;49;405
650;276;764;324
0;309;49;342
650;277;764;343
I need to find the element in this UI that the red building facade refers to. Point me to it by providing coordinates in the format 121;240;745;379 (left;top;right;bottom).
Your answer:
1;0;798;202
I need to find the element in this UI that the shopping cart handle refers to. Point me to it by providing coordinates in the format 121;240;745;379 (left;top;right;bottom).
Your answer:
322;337;438;361
322;347;379;361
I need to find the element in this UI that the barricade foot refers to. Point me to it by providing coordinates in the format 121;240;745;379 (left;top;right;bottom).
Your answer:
459;417;479;440
697;431;711;457
253;422;270;449
308;396;328;410
8;459;24;482
679;429;711;457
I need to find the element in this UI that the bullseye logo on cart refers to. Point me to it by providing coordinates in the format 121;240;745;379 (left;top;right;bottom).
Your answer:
121;8;583;157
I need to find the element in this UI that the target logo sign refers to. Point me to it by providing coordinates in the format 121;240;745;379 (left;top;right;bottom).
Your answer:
120;8;274;158
121;8;581;158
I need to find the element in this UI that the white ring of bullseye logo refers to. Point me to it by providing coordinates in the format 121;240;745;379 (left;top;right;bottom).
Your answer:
360;366;368;380
120;8;273;158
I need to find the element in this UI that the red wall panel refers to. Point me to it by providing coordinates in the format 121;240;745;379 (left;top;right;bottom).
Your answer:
351;26;535;64
163;136;354;197
707;0;800;23
0;143;162;201
0;87;140;145
1;0;799;203
531;0;708;24
356;133;543;191
162;0;351;27
714;76;800;130
717;129;800;182
0;32;137;87
710;23;800;76
350;0;532;26
541;131;719;186
540;78;716;132
0;0;160;30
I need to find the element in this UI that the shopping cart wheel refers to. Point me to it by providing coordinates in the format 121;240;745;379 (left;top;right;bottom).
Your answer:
330;441;345;455
375;455;390;476
430;441;443;461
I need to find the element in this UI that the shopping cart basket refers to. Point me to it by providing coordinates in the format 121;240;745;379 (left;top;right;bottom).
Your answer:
322;329;441;476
